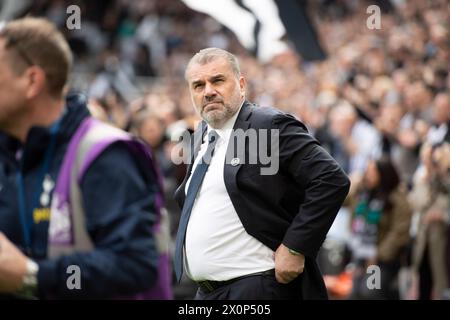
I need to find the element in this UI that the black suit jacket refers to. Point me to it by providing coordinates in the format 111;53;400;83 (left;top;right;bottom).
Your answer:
175;101;350;299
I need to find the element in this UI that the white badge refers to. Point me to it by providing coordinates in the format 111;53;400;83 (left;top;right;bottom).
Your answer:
40;175;55;207
40;193;50;207
230;158;240;166
43;175;55;192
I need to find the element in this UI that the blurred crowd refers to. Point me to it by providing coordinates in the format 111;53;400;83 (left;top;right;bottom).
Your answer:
22;0;450;299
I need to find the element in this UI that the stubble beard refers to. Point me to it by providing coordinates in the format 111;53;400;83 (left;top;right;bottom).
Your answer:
200;96;242;128
202;104;234;128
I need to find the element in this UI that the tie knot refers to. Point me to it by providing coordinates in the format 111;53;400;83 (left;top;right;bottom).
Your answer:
208;130;219;144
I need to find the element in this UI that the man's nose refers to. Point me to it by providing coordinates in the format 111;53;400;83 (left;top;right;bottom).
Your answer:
204;82;217;99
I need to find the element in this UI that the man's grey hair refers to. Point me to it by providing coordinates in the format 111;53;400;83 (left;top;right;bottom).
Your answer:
185;47;241;80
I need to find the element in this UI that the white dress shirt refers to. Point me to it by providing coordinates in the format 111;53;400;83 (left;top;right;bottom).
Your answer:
184;103;275;281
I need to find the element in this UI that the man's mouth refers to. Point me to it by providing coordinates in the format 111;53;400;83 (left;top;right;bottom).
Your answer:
203;101;222;111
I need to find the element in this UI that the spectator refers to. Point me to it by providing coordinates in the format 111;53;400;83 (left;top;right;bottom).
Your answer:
409;142;450;299
347;157;412;299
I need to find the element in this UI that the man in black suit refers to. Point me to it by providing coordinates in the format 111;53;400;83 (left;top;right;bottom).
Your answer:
174;47;350;299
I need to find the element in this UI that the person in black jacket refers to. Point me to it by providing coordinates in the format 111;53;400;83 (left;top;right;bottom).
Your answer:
0;17;166;299
173;47;350;300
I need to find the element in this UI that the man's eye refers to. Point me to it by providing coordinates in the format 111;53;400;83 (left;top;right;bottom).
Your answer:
194;84;204;89
214;79;224;83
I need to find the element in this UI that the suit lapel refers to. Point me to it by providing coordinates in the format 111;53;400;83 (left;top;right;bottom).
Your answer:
223;101;253;195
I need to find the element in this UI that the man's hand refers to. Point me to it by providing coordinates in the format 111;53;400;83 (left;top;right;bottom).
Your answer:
0;232;28;293
274;244;305;284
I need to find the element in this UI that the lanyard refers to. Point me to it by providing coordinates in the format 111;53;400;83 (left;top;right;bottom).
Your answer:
16;121;60;254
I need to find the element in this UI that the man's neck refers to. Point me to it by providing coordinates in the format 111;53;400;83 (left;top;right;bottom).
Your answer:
9;98;64;143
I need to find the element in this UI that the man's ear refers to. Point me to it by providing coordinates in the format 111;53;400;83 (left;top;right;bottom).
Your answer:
239;76;246;98
24;66;46;99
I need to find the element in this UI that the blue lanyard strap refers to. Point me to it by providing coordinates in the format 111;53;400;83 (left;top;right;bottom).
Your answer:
16;120;60;253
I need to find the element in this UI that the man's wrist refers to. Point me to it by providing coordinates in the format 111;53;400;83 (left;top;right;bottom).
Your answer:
17;259;39;299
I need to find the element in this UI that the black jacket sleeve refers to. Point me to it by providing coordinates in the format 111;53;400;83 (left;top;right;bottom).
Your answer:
273;113;350;258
